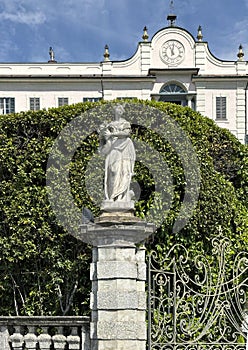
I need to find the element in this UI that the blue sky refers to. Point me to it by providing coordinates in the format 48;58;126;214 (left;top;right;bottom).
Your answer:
0;0;248;63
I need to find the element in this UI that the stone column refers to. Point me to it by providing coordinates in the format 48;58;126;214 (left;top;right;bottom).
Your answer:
81;216;153;350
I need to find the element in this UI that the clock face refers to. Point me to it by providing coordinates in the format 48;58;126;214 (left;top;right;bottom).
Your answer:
160;40;185;65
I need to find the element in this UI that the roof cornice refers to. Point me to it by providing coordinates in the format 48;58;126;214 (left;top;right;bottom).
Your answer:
0;75;156;83
192;74;248;81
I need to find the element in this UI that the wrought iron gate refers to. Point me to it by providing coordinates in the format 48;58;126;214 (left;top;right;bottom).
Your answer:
147;235;248;350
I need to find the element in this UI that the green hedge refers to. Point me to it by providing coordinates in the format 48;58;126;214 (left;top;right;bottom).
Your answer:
0;100;247;315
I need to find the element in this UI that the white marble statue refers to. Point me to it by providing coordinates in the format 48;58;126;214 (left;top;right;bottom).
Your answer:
99;105;135;204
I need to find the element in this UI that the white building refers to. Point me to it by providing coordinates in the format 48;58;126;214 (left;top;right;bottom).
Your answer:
0;14;247;144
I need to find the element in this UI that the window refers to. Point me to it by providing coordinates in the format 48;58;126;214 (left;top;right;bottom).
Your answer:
83;97;102;102
216;97;227;120
0;97;15;114
158;83;188;107
58;97;69;107
30;97;40;111
116;97;135;100
160;84;186;94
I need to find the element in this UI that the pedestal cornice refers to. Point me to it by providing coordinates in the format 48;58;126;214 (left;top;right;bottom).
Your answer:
80;219;154;247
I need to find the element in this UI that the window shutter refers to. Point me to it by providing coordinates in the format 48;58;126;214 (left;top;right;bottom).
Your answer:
216;97;226;120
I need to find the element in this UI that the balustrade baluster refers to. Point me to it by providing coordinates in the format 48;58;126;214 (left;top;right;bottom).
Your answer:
52;326;67;350
37;326;52;350
23;325;37;350
0;317;90;350
67;327;80;350
9;326;24;350
0;325;10;350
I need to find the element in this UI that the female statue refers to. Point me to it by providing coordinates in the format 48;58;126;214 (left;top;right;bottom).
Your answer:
99;105;135;203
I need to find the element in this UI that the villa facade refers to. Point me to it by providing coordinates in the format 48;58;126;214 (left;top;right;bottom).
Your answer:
0;15;247;144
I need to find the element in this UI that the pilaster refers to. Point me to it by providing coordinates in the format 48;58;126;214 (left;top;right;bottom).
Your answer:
236;82;246;143
195;42;207;73
140;42;152;75
101;61;112;75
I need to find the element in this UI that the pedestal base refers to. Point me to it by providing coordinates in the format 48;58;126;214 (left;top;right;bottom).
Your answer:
100;199;135;212
80;216;154;350
95;209;141;222
91;339;146;350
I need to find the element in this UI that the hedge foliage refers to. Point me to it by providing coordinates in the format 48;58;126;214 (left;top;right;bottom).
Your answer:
0;100;247;315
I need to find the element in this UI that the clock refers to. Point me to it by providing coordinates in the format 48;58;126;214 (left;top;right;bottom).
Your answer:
160;40;185;65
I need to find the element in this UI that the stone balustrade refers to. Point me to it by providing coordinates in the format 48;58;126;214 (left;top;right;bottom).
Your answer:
0;316;90;350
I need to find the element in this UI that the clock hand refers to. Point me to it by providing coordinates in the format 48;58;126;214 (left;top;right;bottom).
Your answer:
170;43;175;56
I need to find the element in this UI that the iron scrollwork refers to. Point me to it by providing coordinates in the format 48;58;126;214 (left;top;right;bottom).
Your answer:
147;235;248;350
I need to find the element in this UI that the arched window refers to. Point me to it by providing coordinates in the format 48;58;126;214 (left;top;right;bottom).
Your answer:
160;83;186;94
158;82;195;108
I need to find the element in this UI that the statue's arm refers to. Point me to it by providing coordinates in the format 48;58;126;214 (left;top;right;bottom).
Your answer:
99;128;113;155
99;139;112;155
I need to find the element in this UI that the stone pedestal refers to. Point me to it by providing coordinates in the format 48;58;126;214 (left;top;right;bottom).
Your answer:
80;217;153;350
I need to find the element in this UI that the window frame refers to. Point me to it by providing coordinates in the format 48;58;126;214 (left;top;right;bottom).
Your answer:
82;97;102;102
160;83;186;94
29;97;40;111
58;97;69;107
116;97;136;101
0;97;15;114
158;82;189;107
215;96;227;120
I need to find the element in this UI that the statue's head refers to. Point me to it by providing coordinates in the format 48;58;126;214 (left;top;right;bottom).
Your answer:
114;104;125;121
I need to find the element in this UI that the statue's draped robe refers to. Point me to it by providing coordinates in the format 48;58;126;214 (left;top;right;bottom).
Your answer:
105;136;135;200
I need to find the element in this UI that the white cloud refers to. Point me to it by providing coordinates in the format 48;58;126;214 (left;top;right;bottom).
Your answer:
41;0;107;24
0;0;47;26
0;11;46;25
0;0;246;63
